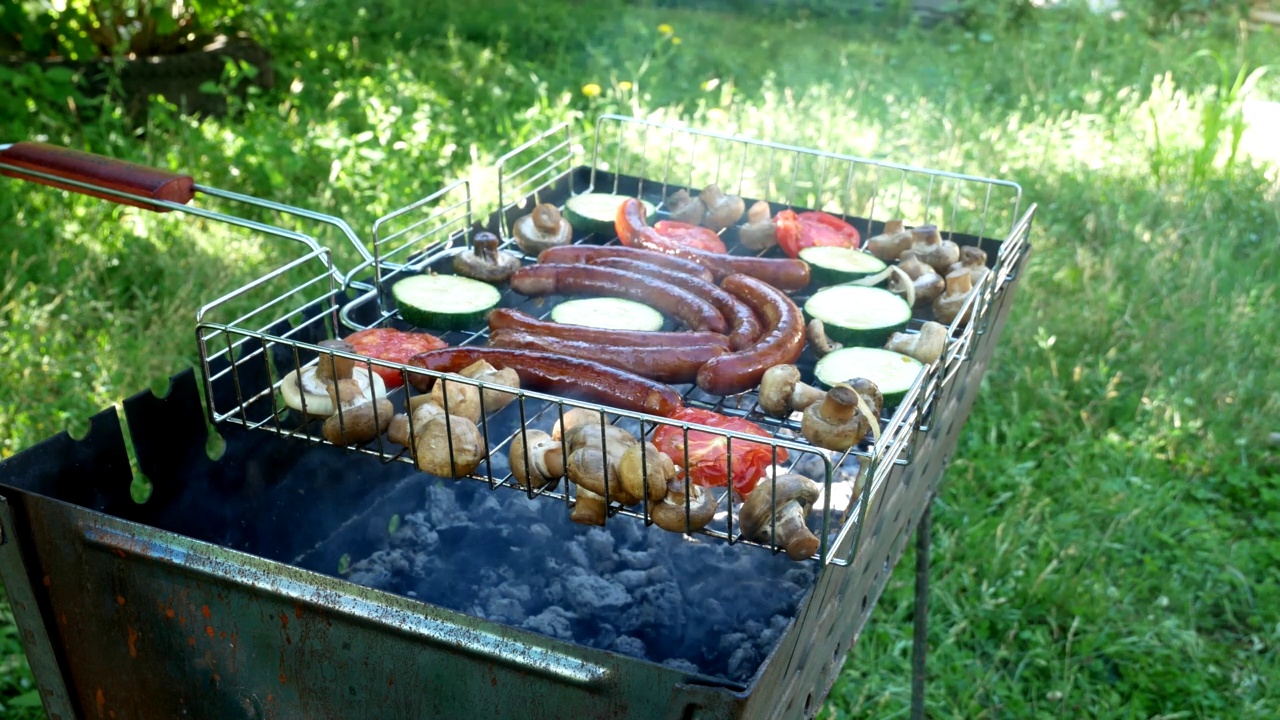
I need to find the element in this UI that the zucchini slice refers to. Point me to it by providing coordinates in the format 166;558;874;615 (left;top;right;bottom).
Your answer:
799;246;888;287
393;275;501;331
564;193;657;236
814;347;924;406
550;297;664;331
804;285;911;348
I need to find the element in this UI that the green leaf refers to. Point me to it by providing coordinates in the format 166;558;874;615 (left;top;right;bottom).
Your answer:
9;689;42;708
198;80;222;95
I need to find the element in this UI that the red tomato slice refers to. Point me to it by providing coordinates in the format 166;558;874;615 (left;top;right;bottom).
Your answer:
652;408;788;496
653;220;727;254
344;328;447;389
797;211;861;249
774;210;803;258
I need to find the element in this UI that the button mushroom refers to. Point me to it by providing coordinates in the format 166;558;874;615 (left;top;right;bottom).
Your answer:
651;477;718;534
896;250;945;307
885;321;948;364
323;398;395;447
616;441;673;504
739;474;822;561
459;360;520;413
864;219;913;261
665;188;706;226
568;443;641;508
412;402;487;478
806;319;842;358
801;382;880;452
698;183;746;232
410;376;482;424
281;340;389;417
452;231;521;285
910;224;959;274
737;200;778;251
509;428;564;491
933;268;974;326
758;364;826;417
948;245;990;288
513;203;572;255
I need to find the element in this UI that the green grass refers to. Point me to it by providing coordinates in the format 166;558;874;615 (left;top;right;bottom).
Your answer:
2;1;1278;717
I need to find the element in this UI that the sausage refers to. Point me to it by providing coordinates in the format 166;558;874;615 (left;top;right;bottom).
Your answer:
695;274;806;396
488;330;724;385
408;347;684;417
488;308;731;350
615;198;811;292
590;257;763;351
509;264;727;334
537;245;715;283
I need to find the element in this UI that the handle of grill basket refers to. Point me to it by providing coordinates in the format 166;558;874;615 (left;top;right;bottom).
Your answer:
0;142;194;211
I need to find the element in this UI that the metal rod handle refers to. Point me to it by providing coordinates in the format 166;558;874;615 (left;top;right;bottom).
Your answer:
0;141;195;210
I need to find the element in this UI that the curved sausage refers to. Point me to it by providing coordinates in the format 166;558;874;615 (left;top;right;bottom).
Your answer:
615;198;811;292
488;309;730;350
408;347;684;417
589;257;763;351
509;264;726;334
537;245;715;283
695;274;806;396
488;330;724;385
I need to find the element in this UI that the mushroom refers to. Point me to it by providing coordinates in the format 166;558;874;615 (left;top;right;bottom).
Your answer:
896;250;945;307
412;402;486;478
281;341;388;417
572;487;608;527
567;444;641;506
459;360;520;412
911;224;959;274
552;408;607;443
758;364;826;417
864;219;913;261
665;188;706;226
513;203;572;255
885;321;948;364
948;245;990;288
806;319;842;358
933;268;974;326
698;184;745;232
739;474;822;561
509;428;564;491
801;383;876;452
452;231;520;284
387;413;412;447
616;442;674;504
651;477;718;534
413;376;482;424
737;200;778;251
323;398;394;446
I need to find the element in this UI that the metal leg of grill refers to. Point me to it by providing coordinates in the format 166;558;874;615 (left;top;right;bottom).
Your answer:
910;495;933;720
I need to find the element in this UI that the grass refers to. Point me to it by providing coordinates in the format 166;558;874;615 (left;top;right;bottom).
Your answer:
2;1;1278;717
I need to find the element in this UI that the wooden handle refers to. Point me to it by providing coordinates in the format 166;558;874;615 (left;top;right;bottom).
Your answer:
0;142;195;211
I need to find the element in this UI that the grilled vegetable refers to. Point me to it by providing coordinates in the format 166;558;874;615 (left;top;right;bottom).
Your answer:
549;297;664;332
343;328;447;389
801;382;881;452
393;275;501;331
458;359;520;413
775;210;862;259
896;250;945;307
651;478;717;534
948;245;990;288
665;188;706;225
412;402;486;478
885;321;948;364
799;246;888;287
864;219;913;261
653;220;726;253
737;200;778;251
651;408;785;496
416;375;482;424
758;364;825;417
617;442;675;504
565;193;656;236
698;184;745;232
322;398;394;447
513;203;572;255
452;231;520;284
911;224;959;273
739;474;822;561
803;285;912;348
933;268;974;326
813;347;924;406
509;428;564;491
281;343;389;418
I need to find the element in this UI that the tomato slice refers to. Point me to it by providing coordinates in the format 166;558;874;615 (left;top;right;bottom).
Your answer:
652;408;787;496
797;211;860;249
774;210;803;258
343;328;447;389
653;220;727;254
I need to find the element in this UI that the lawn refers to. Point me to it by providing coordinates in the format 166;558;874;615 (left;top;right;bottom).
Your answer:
1;0;1278;717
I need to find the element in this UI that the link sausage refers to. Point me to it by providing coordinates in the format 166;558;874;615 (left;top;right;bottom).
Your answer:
487;308;731;350
590;257;763;351
408;347;685;417
488;330;724;385
509;264;727;334
615;198;811;292
695;274;806;396
537;245;715;283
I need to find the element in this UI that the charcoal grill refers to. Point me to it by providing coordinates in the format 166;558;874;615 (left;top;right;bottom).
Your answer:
0;116;1033;719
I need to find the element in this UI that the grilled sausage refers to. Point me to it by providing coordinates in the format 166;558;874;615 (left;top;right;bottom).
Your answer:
488;330;724;385
407;347;684;417
695;274;806;396
487;308;731;350
615;198;811;292
537;245;715;283
590;257;763;351
509;264;727;334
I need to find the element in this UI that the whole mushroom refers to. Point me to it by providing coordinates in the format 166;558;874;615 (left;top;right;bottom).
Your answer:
739;474;823;561
896;250;945;307
758;364;826;417
509;428;564;491
513;203;572;255
412;402;487;478
414;375;482;424
801;383;879;452
665;188;706;226
911;224;960;274
322;397;394;447
281;339;388;417
885;321;948;364
616;441;674;504
864;219;913;261
947;245;990;288
459;359;520;412
651;477;718;534
933;268;974;326
452;231;521;284
737;200;778;251
698;184;746;232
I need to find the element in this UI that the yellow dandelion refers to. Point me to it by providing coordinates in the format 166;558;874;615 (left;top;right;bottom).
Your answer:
658;23;674;35
581;83;602;98
671;36;682;45
618;81;633;91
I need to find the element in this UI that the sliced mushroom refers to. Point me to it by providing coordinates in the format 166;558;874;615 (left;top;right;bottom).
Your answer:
281;362;388;418
864;219;913;261
699;184;745;232
739;474;822;561
459;360;520;412
911;224;959;274
737;200;777;251
885;321;948;364
801;383;874;452
948;245;990;288
758;364;825;417
933;268;974;326
509;428;564;491
616;442;673;504
413;403;486;478
806;319;843;358
513;203;572;255
651;478;717;534
665;188;706;226
323;398;394;446
452;231;521;284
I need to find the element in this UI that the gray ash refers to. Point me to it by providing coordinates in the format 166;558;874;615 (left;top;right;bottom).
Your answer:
345;481;817;683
